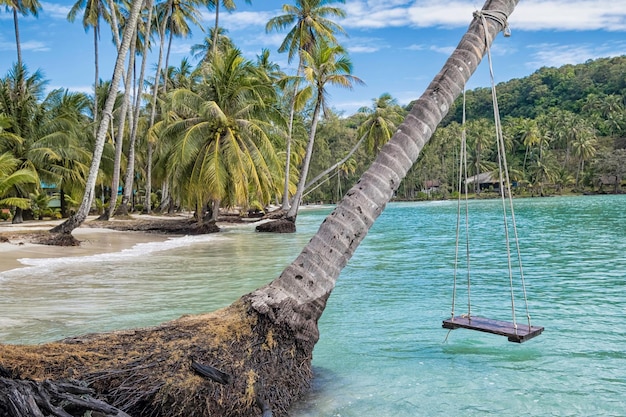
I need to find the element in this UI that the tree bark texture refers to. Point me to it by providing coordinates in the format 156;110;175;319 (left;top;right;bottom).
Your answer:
106;29;137;220
286;90;323;220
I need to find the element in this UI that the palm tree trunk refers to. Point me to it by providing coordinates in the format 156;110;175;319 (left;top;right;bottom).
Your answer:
93;22;99;139
104;30;137;220
50;0;145;234
211;198;220;222
285;90;323;220
158;180;170;212
304;133;366;191
212;1;220;58
143;142;153;213
280;58;304;211
164;31;174;92
120;0;155;216
12;8;22;67
250;0;519;344
143;3;170;216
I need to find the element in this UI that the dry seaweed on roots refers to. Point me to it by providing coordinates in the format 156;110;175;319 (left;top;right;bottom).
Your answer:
0;300;314;417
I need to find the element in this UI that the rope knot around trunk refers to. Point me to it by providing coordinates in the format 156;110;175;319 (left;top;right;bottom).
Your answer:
474;9;511;37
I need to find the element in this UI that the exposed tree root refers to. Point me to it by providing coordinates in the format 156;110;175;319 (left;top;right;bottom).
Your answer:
34;232;82;246
0;370;130;417
0;231;81;247
85;218;220;235
255;219;296;233
0;300;313;417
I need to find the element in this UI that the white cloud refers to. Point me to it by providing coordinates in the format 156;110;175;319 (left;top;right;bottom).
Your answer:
343;1;414;29
406;44;426;51
21;40;49;52
330;98;372;114
429;45;456;55
349;45;381;53
404;43;457;55
406;1;476;28
220;10;276;31
512;0;626;31
526;41;626;68
168;42;193;55
344;37;389;54
237;31;284;52
340;0;626;32
41;2;71;20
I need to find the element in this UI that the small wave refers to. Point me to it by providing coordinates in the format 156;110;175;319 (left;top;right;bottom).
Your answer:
2;234;223;276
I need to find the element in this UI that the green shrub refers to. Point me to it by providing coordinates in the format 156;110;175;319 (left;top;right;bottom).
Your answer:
416;191;429;201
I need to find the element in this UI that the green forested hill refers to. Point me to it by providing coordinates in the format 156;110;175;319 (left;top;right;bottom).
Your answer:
443;55;626;123
308;56;626;203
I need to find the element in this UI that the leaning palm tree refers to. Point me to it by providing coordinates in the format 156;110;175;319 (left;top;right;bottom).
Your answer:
51;0;145;234
285;42;363;221
357;93;406;154
303;93;405;194
266;0;346;211
67;0;112;138
0;0;41;67
115;1;155;217
2;2;520;416
102;25;139;220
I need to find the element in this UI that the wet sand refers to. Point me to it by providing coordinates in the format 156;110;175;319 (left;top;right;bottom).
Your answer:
0;220;169;273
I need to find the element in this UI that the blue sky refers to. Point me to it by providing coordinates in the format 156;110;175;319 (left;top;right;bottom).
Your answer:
1;0;626;115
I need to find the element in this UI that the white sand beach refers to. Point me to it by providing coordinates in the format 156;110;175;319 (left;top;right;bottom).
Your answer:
0;217;170;273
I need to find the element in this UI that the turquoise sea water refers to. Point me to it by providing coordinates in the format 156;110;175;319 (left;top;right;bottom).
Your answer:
1;195;625;416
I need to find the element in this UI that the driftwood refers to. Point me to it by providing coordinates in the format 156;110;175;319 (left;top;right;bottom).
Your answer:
0;370;130;417
191;360;232;385
86;218;220;234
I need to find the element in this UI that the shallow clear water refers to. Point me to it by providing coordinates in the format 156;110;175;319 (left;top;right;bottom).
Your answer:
2;195;626;416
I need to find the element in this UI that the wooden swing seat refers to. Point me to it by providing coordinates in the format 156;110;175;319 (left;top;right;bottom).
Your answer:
442;316;544;343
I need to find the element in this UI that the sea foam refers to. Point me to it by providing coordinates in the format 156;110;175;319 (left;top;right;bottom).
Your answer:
1;234;223;278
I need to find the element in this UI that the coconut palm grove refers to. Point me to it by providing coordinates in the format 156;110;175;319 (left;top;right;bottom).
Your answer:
0;0;625;415
1;0;624;227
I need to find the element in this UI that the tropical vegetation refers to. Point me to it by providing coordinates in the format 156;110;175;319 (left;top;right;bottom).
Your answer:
0;0;624;229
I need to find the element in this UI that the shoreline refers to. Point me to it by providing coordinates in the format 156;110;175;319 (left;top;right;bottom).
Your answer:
0;206;327;274
0;215;195;274
0;226;171;274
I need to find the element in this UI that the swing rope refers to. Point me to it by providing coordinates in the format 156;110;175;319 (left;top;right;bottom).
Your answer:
450;10;532;332
452;89;472;320
476;11;533;331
